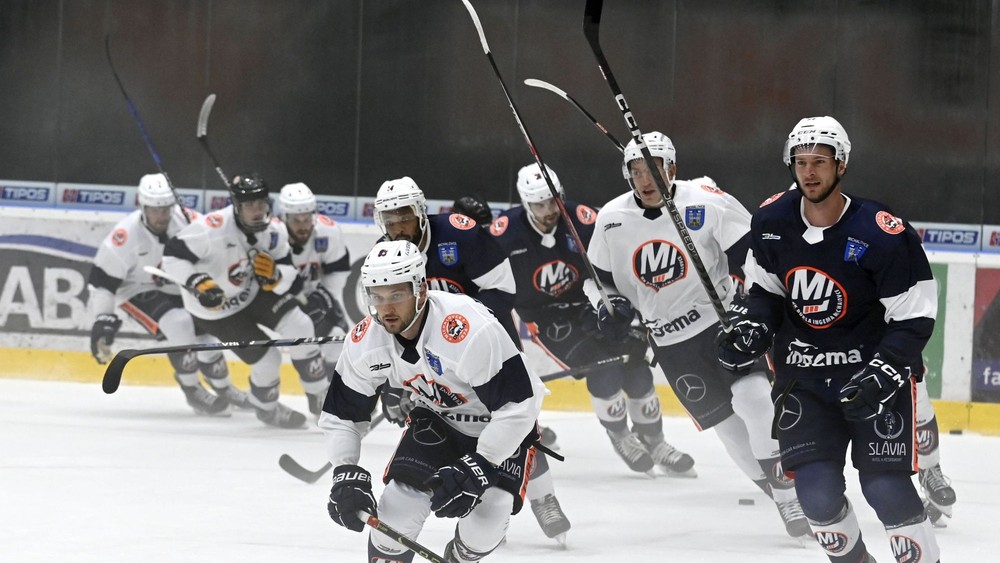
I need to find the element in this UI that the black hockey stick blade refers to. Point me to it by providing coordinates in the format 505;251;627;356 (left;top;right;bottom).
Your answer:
540;354;631;382
278;455;332;484
101;348;143;394
361;511;448;563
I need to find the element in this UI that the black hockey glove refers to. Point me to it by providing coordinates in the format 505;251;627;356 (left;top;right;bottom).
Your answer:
596;295;635;341
327;465;377;532
716;319;772;375
90;313;122;364
839;356;909;421
185;273;225;310
424;453;499;519
252;251;281;291
380;385;415;427
305;286;348;335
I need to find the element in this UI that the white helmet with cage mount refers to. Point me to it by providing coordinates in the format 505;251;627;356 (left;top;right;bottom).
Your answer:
278;182;317;217
374;176;428;236
361;240;427;327
621;132;676;180
138;173;176;208
783;116;851;166
516;163;563;205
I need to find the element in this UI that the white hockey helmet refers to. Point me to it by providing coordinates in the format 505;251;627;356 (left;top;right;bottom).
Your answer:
279;182;317;216
137;173;176;208
783;116;851;166
374;176;428;235
516;163;563;204
621;131;677;180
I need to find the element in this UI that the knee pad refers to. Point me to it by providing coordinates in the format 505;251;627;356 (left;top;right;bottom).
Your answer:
859;470;925;526
368;481;431;561
626;388;662;435
167;350;198;375
620;363;654;398
248;348;282;389
590;390;627;431
197;353;230;384
292;352;328;394
792;461;848;523
584;367;623;398
156;307;196;342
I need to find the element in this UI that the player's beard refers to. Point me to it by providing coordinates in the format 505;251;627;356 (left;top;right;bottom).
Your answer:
800;176;841;204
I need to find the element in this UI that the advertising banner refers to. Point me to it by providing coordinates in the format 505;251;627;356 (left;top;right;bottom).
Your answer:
972;268;1000;402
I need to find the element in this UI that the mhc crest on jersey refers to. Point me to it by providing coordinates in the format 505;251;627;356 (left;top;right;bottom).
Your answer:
785;267;847;328
633;240;687;290
533;260;579;297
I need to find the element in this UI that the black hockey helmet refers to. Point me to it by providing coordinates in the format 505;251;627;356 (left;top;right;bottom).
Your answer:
229;173;272;232
452;195;493;227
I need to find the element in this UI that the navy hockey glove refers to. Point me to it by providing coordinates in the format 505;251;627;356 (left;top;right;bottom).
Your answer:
185;273;225;310
304;286;348;335
90;313;122;364
252;251;281;291
839;357;909;421
596;295;635;341
716;319;772;375
380;385;415;427
327;465;377;532
425;453;499;519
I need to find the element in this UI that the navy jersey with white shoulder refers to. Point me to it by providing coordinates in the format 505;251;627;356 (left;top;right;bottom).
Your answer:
742;189;936;382
319;291;544;467
489;202;599;321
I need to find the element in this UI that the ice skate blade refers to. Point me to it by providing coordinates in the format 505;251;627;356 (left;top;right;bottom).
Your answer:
658;466;698;478
192;406;232;417
553;533;568;549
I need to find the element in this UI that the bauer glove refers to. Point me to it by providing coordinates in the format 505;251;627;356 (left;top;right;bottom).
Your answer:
327;465;377;532
425;452;499;519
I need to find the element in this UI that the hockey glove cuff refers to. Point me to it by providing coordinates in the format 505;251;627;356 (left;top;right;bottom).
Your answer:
425;453;499;519
90;313;122;364
185;273;225;310
838;356;910;421
328;465;377;532
596;295;635;341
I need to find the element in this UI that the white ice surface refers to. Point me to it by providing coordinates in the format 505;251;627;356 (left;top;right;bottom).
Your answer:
1;378;994;562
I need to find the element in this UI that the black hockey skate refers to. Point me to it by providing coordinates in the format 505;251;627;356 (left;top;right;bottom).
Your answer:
255;402;307;429
774;497;812;539
530;493;571;547
606;429;655;474
211;384;253;410
176;377;230;416
919;464;956;521
639;433;696;477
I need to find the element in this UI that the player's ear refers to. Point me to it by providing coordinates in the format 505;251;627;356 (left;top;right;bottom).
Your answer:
667;162;677;181
417;280;428;305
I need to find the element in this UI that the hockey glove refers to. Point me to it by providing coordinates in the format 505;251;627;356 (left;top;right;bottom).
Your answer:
252;251;281;291
596;295;635;341
425;453;499;519
90;313;122;364
380;385;416;427
716;319;772;375
327;465;377;532
185;273;225;310
305;286;349;334
839;357;909;421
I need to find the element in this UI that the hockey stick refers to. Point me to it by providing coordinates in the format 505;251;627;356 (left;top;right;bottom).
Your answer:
583;0;730;330
104;35;191;223
278;414;387;484
458;0;615;315
539;353;631;382
523;78;625;152
360;511;448;563
196;94;231;188
142;265;188;291
102;335;346;394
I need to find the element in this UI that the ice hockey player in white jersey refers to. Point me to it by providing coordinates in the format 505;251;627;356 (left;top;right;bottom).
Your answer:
162;174;327;428
278;183;351;391
87;173;247;415
585;132;810;539
718;116;941;562
321;240;545;563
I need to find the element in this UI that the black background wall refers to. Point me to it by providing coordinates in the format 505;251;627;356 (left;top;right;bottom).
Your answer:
1;0;997;223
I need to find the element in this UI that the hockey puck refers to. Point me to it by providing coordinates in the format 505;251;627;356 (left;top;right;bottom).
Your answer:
738;498;755;506
948;429;963;435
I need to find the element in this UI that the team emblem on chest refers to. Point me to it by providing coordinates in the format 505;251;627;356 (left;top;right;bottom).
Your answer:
533;260;579;297
785;267;847;328
438;242;458;266
632;240;687;290
684;206;706;230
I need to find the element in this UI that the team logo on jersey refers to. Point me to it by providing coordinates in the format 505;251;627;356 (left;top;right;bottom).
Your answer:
785;339;863;368
916;426;936;455
425;350;443;375
684;206;706;230
815;530;849;554
227;261;249;287
449;214;476;230
317;215;335;226
674;374;707;402
873;412;906;441
441;313;470;343
206;214;224;228
351;317;372;343
632;240;687;290
576;205;597;225
785;267;847;328
314;237;329;253
268;232;278;250
532;260;580;298
404;373;467;408
844;237;868;263
876;211;905;235
110;228;128;247
437;243;458;266
776;394;803;431
427;277;465;293
760;191;785;207
490;216;508;236
699;183;723;195
889;534;922;562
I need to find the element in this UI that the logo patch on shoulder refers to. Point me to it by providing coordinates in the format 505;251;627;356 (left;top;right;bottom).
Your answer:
490;216;509;236
318;215;335;226
760;192;785;207
876;211;905;235
700;183;723;195
576;205;597;225
110;228;128;247
684;206;706;230
441;314;470;343
206;214;224;228
449;214;476;230
351;317;372;343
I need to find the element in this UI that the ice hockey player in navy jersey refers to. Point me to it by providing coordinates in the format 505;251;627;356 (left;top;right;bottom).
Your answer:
493;162;695;479
718;116;942;562
320;240;544;563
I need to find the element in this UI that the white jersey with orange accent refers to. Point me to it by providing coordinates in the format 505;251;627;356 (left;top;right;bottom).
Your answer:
286;214;351;298
161;206;296;320
87;207;195;318
319;291;545;467
584;178;751;347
